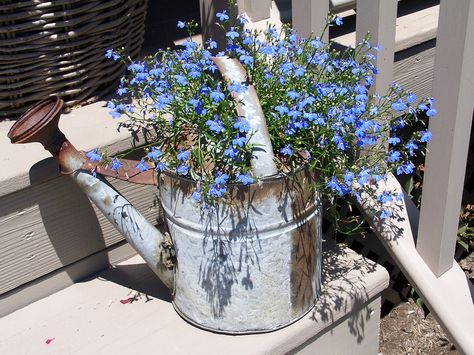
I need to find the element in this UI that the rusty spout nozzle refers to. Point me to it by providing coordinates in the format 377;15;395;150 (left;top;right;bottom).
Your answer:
8;97;156;184
8;96;67;155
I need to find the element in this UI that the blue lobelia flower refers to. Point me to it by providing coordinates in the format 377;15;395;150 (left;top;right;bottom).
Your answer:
146;147;162;160
135;159;149;172
210;90;225;103
387;150;401;162
176;164;189;175
334;16;343;26
224;146;238;158
110;158;123;171
192;190;201;202
388;136;401;146
280;144;294;156
155;161;166;172
237;172;254;185
234;119;250;133
426;107;437;117
396;162;414;175
177;21;186;29
214;172;229;185
206;117;225;134
406;92;417;104
226;28;239;40
177;150;190;161
420;130;433;142
391;99;406;112
216;11;229;22
86;149;102;162
233;136;246;147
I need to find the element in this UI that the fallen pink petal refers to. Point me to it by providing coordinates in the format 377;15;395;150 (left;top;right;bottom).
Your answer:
45;338;55;345
120;298;132;304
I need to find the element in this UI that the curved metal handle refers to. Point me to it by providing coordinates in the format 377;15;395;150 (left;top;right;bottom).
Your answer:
212;56;278;178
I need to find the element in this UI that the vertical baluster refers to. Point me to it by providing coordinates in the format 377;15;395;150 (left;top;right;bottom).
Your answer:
244;0;271;21
417;0;474;276
200;0;244;51
356;0;397;96
292;0;329;41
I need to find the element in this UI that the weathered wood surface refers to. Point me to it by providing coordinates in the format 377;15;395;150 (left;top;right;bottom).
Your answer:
0;175;162;295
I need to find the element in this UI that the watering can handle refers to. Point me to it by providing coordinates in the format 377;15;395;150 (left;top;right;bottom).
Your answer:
212;56;278;178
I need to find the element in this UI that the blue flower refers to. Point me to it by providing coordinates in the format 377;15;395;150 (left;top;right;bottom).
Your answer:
391;99;406;112
229;82;247;93
280;144;293;156
358;169;370;185
406;92;417;104
387;150;401;162
287;91;301;100
275;105;289;115
420;130;432;142
214;172;229;185
177;150;190;161
234;119;250;133
208;40;217;49
210;90;224;103
226;28;239;40
110;158;123;171
388;136;401;146
155;161;166;172
216;11;229;21
192;190;201;202
237;173;254;185
343;171;354;185
378;191;393;204
177;21;186;29
405;141;418;155
426;108;437;117
105;49;121;61
146;147;162;160
233;136;246;147
334;16;343;26
86;149;102;162
224;146;238;158
396;162;414;175
206;117;225;134
176;164;189;175
135;159;149;172
327;176;345;196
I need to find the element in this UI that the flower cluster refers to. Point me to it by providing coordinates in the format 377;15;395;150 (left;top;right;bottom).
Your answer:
99;12;436;216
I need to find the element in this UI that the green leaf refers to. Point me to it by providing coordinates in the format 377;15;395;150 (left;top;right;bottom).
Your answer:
457;240;469;252
404;177;414;196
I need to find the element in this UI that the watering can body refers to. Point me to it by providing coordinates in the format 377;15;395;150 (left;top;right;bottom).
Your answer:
8;92;322;334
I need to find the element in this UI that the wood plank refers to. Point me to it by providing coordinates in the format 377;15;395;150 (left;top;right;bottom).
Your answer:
393;40;436;101
333;4;439;52
0;241;136;317
0;241;388;354
0;175;163;295
417;0;474;276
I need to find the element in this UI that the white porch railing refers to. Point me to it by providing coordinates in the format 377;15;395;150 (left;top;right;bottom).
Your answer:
199;1;474;353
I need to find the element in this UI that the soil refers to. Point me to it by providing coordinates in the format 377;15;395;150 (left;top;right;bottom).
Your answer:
378;252;474;354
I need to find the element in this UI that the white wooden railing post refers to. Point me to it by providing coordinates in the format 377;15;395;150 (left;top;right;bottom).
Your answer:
244;0;271;21
355;0;397;96
292;0;329;41
417;0;474;277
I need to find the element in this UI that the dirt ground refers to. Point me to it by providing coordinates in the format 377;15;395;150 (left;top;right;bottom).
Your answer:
378;252;473;354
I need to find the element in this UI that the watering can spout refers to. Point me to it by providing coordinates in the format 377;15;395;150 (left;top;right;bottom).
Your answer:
7;97;175;290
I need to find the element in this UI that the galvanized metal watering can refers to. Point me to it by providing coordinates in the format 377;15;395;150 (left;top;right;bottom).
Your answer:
8;58;322;334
